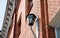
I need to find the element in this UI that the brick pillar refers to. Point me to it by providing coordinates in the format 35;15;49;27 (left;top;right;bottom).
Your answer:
13;0;21;38
44;0;56;38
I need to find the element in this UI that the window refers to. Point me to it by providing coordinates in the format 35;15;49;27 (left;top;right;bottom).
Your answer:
55;27;60;38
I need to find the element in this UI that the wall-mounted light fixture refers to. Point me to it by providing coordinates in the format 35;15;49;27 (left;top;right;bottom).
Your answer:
26;14;36;26
26;14;39;38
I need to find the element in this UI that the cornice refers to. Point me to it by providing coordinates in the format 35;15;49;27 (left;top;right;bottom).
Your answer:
0;0;15;38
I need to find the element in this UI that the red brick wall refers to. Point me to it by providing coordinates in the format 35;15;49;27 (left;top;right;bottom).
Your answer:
9;0;60;38
19;0;41;38
48;0;60;22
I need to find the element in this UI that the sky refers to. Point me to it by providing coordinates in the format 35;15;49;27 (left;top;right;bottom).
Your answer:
0;0;7;30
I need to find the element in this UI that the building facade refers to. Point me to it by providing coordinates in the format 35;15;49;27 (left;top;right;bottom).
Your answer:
1;0;60;38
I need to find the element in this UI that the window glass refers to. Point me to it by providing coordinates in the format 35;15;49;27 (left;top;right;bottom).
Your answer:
55;27;60;38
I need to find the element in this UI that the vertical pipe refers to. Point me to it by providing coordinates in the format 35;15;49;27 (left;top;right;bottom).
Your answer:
40;0;47;38
44;0;49;38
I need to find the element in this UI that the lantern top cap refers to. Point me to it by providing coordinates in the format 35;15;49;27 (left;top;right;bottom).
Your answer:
26;14;36;19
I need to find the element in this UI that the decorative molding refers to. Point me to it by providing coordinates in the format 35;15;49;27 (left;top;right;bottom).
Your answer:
0;0;15;38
